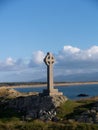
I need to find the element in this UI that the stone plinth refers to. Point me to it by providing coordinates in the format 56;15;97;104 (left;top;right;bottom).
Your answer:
43;88;63;96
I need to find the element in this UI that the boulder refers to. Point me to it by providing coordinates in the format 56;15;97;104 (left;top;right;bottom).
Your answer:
77;93;89;97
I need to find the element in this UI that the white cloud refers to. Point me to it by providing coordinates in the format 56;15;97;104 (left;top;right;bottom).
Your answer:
63;45;80;54
6;57;14;66
32;50;45;64
0;46;98;82
85;46;98;60
55;45;98;77
87;46;98;54
57;45;98;61
0;57;27;71
28;51;45;67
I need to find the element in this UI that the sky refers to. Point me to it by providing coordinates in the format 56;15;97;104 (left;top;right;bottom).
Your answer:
0;0;98;82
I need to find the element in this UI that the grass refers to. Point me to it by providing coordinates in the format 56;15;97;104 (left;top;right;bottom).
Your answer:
56;100;81;118
0;120;98;130
0;98;98;129
56;99;96;120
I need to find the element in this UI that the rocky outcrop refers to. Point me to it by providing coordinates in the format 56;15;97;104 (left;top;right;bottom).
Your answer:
75;101;98;124
0;87;68;121
77;93;89;97
8;95;67;120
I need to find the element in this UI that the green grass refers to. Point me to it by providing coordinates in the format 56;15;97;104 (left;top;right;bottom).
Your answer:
0;120;98;130
56;100;83;118
56;99;96;119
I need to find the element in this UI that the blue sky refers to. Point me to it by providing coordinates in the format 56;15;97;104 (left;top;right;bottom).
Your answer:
0;0;98;82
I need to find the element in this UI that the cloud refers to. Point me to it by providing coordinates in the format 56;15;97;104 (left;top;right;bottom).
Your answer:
6;57;14;66
32;50;45;64
55;45;98;77
0;57;27;71
0;50;45;72
63;45;80;54
0;45;98;82
87;46;98;57
0;51;46;81
57;45;98;62
28;50;45;67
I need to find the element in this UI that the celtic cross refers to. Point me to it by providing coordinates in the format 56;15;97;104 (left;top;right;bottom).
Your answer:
43;52;63;96
44;52;55;92
44;52;55;66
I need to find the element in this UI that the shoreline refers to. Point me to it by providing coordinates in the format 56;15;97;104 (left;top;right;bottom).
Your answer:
1;81;98;88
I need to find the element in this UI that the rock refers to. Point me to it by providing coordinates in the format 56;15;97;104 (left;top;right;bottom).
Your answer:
0;91;68;121
0;87;21;98
77;94;89;97
39;110;53;121
51;95;68;107
95;114;98;123
76;108;98;124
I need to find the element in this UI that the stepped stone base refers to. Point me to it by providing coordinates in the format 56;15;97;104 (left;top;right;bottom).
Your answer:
42;88;63;96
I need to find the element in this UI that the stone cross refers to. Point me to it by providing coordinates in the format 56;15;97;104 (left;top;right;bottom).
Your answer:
44;52;55;91
43;52;63;96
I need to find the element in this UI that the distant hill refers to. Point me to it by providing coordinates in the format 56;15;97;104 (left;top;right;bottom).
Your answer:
35;72;98;82
54;72;98;82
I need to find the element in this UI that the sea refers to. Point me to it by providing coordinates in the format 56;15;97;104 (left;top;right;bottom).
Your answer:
15;84;98;100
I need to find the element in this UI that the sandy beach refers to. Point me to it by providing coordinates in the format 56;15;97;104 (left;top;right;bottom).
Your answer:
2;81;98;88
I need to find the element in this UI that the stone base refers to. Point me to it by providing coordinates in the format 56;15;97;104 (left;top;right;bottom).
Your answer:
42;88;63;96
49;91;63;96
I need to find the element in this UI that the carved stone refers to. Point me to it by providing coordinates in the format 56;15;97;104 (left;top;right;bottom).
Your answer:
43;52;63;96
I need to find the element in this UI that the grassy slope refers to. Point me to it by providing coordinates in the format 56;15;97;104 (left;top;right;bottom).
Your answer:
0;98;98;130
57;99;95;119
0;119;98;130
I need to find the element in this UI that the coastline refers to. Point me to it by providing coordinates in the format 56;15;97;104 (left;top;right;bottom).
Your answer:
1;81;98;88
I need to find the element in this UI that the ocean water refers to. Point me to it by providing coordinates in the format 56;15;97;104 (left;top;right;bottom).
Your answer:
15;84;98;100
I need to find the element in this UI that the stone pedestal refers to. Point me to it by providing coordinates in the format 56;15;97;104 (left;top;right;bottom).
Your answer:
43;88;63;96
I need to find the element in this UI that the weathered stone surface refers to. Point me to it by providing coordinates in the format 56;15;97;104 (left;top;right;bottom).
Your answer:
8;95;67;120
0;87;68;121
